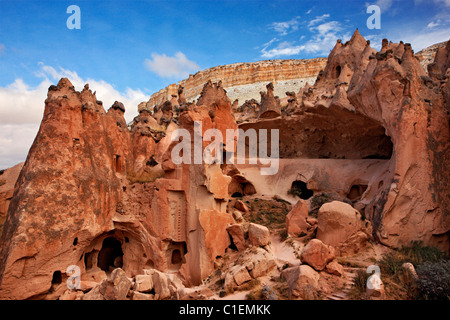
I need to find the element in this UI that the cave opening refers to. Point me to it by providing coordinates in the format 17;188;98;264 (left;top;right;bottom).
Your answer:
336;65;342;77
168;241;187;269
228;234;238;251
171;249;182;264
113;155;122;173
347;184;368;202
228;175;257;197
289;180;313;200
97;237;124;272
51;271;62;285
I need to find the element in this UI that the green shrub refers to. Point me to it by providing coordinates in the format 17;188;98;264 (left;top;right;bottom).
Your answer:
309;193;333;217
378;241;448;277
400;241;447;266
415;260;450;300
353;269;370;293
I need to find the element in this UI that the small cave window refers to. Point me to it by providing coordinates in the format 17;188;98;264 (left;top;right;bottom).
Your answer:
288;180;313;200
52;271;62;285
171;249;182;264
168;241;187;269
97;237;124;272
113;155;122;173
146;156;158;167
336;65;342;78
73;237;78;246
231;192;243;198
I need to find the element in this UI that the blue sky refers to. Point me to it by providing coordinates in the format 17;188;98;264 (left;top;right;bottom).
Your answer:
0;0;449;168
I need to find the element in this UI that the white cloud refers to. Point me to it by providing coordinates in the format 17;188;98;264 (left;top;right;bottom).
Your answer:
307;14;330;27
434;0;450;6
374;0;393;11
269;16;301;36
0;124;39;169
427;20;441;28
260;14;351;58
364;34;384;50
306;9;312;14
403;27;450;51
305;20;351;55
261;41;306;58
415;0;450;6
0;63;149;169
144;52;200;79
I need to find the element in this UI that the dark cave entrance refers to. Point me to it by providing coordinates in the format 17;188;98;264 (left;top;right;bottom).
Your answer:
228;175;257;198
168;241;187;270
171;249;182;264
97;237;124;272
289;180;313;200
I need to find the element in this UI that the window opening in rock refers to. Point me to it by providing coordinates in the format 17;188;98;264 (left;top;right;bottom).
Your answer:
52;271;62;285
289;180;313;200
113;155;122;173
171;249;182;264
336;65;342;77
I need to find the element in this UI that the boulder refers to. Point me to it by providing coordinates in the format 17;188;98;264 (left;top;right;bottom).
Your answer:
143;269;184;300
248;223;270;246
246;249;277;278
235;200;249;213
325;260;344;276
134;274;154;293
224;247;276;291
132;291;154;300
281;265;320;299
402;262;418;280
231;265;252;286
226;223;246;251
301;239;335;271
232;210;243;222
285;199;309;236
100;268;132;300
82;285;105;300
316;201;371;255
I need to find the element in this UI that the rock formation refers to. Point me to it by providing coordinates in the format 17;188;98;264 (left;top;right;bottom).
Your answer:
0;30;448;300
0;163;23;235
145;58;328;109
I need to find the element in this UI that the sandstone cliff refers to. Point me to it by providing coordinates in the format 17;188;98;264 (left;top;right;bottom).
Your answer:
144;58;327;110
